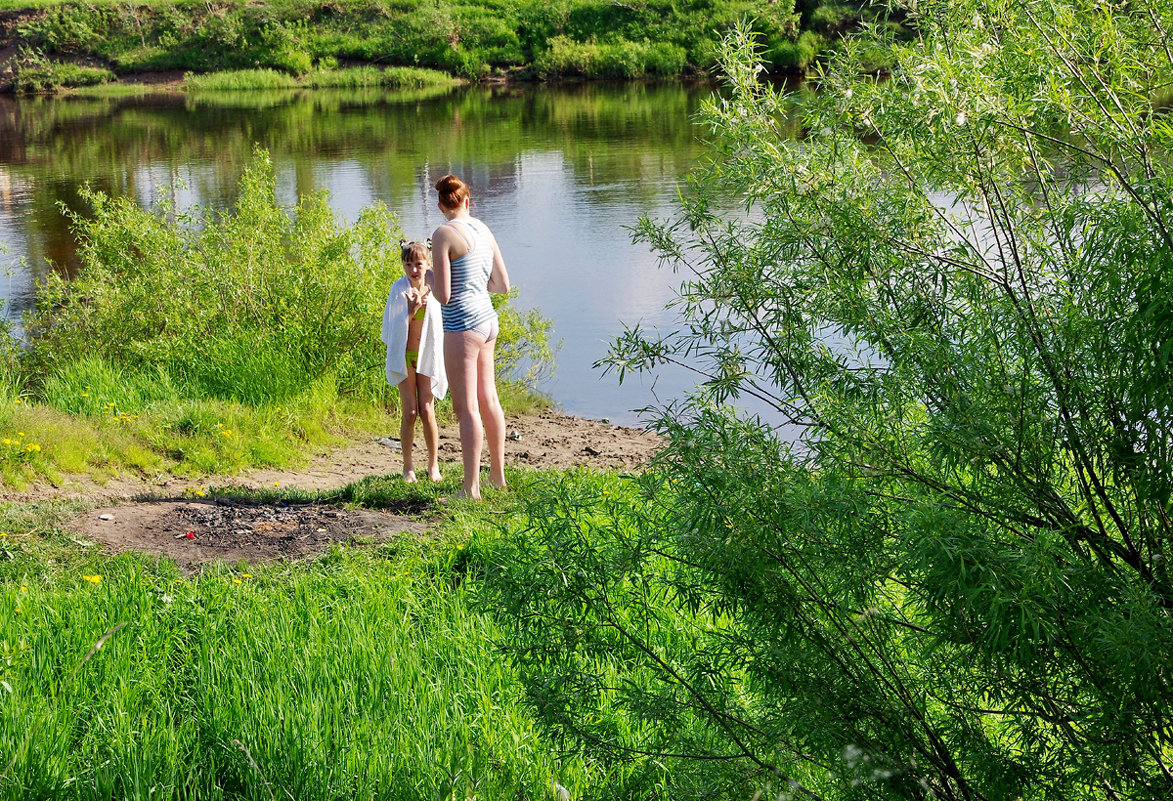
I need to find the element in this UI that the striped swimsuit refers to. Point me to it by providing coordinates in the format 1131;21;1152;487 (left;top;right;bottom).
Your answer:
441;217;498;334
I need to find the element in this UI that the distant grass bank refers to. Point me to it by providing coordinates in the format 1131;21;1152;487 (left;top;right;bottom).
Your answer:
0;0;908;93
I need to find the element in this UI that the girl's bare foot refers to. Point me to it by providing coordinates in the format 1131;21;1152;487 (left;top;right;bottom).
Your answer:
403;470;417;483
429;468;443;482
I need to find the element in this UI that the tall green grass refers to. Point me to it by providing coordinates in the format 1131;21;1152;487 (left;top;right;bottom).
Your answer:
0;532;578;797
182;66;459;92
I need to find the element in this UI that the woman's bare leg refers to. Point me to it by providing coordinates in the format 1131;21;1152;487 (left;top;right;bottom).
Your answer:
416;376;442;481
397;374;420;482
477;337;507;490
445;330;484;499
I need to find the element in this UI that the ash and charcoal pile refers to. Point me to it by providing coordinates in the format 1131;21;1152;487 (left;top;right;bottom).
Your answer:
79;497;433;573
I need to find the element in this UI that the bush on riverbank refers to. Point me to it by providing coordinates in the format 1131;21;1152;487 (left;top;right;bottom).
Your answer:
3;0;907;91
485;5;1173;799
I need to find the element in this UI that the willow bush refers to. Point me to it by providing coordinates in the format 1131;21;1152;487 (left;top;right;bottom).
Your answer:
484;2;1173;798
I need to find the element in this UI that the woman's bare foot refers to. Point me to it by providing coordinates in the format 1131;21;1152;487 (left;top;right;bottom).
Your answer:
403;469;417;483
439;488;478;504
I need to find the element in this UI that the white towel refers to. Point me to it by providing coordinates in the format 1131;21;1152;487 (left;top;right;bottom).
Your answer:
381;276;447;400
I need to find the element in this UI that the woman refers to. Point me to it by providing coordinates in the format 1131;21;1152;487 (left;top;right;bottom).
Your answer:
430;174;511;499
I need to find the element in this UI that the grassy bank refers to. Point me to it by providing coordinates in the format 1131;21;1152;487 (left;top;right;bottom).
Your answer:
0;469;641;798
0;0;908;93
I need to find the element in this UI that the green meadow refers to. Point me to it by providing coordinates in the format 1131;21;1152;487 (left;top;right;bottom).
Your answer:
0;471;646;799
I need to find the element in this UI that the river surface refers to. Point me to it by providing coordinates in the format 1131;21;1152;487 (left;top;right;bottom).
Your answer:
0;82;720;425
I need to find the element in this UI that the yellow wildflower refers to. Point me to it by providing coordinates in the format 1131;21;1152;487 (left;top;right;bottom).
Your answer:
242;573;252;579
16;432;23;437
274;481;280;487
2;439;9;446
82;575;102;584
233;579;242;585
80;393;89;397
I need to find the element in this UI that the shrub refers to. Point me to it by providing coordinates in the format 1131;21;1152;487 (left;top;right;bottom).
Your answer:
24;148;553;407
25;149;398;404
491;5;1173;798
12;49;115;93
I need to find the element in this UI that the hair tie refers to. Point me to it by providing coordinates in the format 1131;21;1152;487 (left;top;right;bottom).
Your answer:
426;238;432;250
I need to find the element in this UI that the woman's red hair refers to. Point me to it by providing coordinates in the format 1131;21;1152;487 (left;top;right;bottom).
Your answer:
435;174;470;210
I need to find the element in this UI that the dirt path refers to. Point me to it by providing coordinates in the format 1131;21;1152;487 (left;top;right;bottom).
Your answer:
10;412;661;573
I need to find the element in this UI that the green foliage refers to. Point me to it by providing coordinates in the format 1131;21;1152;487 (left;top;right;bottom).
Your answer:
7;0;892;83
181;65;458;91
11;48;114;93
26;148;396;404
486;3;1173;798
534;35;689;79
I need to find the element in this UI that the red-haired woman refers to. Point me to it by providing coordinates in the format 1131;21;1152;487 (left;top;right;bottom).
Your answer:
430;174;511;499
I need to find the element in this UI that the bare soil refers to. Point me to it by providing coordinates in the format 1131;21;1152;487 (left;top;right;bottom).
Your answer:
18;412;661;572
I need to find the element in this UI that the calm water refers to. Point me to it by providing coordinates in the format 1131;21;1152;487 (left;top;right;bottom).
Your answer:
0;82;715;425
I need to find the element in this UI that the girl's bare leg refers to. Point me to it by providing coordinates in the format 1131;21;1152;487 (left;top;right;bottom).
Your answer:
416;376;442;481
445;331;484;499
476;337;507;490
397;374;420;482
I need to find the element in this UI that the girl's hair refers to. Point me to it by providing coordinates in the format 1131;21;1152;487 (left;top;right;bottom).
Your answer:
435;174;470;210
401;240;431;264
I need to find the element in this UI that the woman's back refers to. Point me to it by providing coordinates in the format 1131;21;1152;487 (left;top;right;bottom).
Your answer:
441;217;496;332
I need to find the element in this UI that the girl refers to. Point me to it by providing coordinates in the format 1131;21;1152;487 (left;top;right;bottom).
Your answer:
381;240;447;481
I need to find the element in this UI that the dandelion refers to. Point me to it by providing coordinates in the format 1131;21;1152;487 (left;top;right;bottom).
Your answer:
20;585;26;591
0;532;7;538
274;481;280;487
222;429;232;437
17;432;23;437
242;573;252;579
2;439;9;446
80;393;89;397
233;579;242;585
82;574;102;584
14;608;20;615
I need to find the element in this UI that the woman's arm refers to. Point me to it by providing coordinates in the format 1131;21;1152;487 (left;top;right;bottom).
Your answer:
486;234;510;295
430;227;454;304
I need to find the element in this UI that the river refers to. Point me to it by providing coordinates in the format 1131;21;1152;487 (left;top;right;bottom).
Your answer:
0;81;716;425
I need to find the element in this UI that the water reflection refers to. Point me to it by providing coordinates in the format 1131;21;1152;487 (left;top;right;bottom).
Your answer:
0;82;712;424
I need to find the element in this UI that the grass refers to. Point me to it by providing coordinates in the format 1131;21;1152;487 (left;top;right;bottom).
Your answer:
0;467;633;799
0;368;396;489
182;66;460;92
